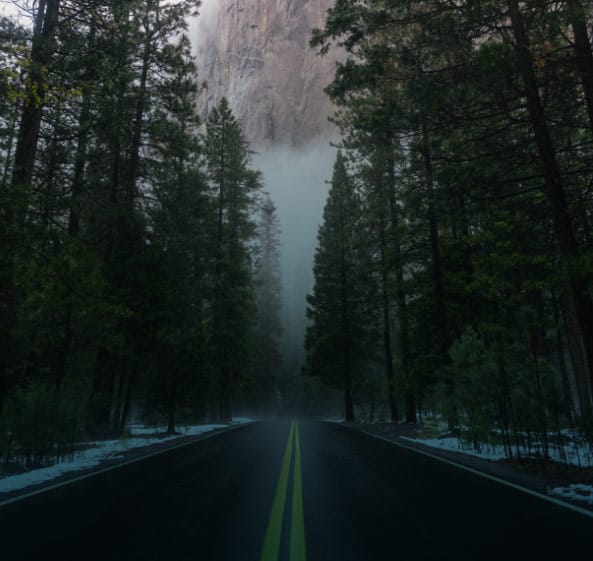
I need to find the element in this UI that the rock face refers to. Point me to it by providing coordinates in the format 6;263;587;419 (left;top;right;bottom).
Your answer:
195;0;339;148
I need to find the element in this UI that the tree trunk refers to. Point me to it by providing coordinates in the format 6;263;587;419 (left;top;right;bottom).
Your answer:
344;374;354;423
219;366;233;422
0;113;17;190
213;134;230;422
167;369;179;434
551;289;575;422
508;0;593;415
496;337;516;459
67;22;95;237
126;17;152;211
568;0;593;135
109;369;123;430
88;349;117;435
104;3;131;262
11;0;60;195
379;213;398;422
420;121;448;355
117;370;135;435
340;202;355;422
420;120;452;426
386;155;414;423
562;291;593;417
52;305;72;393
39;96;63;256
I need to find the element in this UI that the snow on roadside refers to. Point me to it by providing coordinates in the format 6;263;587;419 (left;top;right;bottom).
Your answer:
0;419;252;495
401;435;507;461
549;484;593;505
401;434;593;506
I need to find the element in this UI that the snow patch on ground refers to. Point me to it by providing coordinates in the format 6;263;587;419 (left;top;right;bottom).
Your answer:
0;419;253;495
229;417;254;425
549;484;593;505
401;435;507;461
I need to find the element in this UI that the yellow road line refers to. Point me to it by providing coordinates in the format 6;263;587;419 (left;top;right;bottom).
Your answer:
289;422;307;561
259;421;295;561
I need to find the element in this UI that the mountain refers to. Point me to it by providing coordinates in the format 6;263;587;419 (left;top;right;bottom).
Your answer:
194;0;339;148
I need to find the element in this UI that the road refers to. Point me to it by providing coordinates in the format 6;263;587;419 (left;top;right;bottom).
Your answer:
0;420;591;560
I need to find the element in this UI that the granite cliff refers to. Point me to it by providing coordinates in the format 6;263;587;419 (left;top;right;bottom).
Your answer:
195;0;339;148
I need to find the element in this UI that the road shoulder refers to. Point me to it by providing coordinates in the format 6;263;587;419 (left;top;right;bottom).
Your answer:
339;421;593;515
0;423;248;506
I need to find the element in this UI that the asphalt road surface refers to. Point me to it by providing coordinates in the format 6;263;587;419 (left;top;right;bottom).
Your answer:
1;420;591;560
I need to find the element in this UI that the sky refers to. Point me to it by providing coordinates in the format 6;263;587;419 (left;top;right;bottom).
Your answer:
0;0;32;22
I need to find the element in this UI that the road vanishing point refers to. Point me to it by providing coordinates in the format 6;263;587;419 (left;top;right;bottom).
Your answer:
0;420;591;560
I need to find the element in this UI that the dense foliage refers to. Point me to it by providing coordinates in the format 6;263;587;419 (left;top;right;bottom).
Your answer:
307;0;593;456
3;0;593;472
0;1;273;470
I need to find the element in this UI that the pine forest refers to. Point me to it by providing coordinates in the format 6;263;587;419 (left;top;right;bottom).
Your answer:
1;0;593;475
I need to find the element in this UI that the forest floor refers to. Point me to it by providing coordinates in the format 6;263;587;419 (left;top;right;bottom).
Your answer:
349;420;593;513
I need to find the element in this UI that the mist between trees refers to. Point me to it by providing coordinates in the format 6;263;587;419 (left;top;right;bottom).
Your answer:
0;1;289;473
302;0;593;462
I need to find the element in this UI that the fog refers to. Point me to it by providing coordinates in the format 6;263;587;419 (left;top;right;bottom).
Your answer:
252;141;335;376
190;0;338;391
0;2;26;21
194;0;219;27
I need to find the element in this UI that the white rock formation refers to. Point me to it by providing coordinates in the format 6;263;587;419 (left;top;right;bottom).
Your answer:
194;0;339;148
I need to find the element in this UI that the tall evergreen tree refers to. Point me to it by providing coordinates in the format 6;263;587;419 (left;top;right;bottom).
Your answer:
311;0;593;441
133;32;208;434
306;151;375;422
204;97;261;422
0;14;30;413
0;0;212;460
252;195;283;416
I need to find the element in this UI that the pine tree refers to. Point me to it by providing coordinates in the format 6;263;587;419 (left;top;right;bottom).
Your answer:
82;0;203;434
204;97;261;422
0;14;30;412
312;0;593;436
253;195;283;416
306;151;374;422
144;33;210;433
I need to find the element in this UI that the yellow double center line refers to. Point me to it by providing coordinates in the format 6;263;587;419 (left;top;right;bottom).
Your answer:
259;420;307;561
